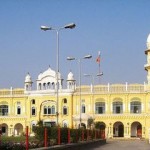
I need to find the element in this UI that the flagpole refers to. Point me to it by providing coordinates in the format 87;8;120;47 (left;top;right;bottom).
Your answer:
99;61;101;83
98;51;101;84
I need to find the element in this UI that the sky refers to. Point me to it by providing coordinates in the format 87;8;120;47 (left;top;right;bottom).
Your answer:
0;0;150;89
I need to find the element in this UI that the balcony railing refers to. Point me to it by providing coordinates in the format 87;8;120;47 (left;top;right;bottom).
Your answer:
0;88;24;96
0;83;149;96
76;83;150;94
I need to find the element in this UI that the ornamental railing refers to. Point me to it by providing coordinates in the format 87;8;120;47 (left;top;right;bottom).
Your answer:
76;83;150;94
0;88;24;96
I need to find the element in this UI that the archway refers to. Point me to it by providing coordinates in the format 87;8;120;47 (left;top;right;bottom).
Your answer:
0;123;8;136
113;122;124;137
14;123;23;136
131;121;142;138
95;122;106;139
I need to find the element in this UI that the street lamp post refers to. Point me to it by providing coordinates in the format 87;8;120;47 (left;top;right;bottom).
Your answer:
41;23;76;126
84;72;103;92
67;55;92;128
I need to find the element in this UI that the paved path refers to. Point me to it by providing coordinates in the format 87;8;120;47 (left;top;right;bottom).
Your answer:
87;139;150;150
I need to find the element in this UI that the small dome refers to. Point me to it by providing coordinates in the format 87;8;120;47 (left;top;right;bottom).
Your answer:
67;71;74;80
25;73;32;83
38;72;43;80
37;66;62;81
147;34;150;49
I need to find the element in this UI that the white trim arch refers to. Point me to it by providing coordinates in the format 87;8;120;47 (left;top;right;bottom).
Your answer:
62;120;68;128
14;123;23;136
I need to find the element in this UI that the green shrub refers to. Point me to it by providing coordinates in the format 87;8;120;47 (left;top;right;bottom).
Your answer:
33;126;94;144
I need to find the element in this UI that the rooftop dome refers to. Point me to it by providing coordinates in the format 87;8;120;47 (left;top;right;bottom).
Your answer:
38;72;43;80
67;71;75;81
37;66;62;81
147;34;150;49
25;73;32;83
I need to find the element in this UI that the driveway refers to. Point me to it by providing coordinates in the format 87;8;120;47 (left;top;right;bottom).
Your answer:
88;139;150;150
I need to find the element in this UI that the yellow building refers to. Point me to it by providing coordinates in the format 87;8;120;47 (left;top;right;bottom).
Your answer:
1;34;150;140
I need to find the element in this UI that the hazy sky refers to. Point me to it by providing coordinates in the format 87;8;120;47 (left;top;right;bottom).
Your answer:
0;0;150;89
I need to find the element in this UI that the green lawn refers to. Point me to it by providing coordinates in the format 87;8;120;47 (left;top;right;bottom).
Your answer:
1;135;37;143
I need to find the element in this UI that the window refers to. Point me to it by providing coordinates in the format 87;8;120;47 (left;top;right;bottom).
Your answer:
32;107;36;116
43;83;46;90
44;106;47;114
95;102;105;114
47;82;50;89
64;98;67;103
52;82;54;88
39;83;42;90
48;106;51;114
82;104;86;113
2;126;6;134
130;101;141;113
31;99;35;104
63;106;67;115
17;106;21;115
52;106;55;114
0;105;8;116
43;106;55;115
113;102;123;114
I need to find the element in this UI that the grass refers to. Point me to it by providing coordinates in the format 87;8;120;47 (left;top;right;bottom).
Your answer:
1;135;38;143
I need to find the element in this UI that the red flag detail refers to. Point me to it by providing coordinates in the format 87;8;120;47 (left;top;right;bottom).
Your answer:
96;56;100;63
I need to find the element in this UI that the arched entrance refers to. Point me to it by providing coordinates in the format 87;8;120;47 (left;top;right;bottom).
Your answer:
95;122;106;139
14;123;23;136
0;123;8;136
131;122;142;138
113;122;124;137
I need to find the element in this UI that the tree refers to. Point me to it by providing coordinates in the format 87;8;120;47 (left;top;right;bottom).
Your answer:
37;120;43;127
87;118;94;129
95;121;101;129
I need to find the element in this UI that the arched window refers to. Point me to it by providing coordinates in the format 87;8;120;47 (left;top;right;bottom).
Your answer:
69;83;71;89
82;104;86;113
95;102;105;114
39;83;42;90
52;82;55;89
113;101;123;114
31;99;35;104
47;82;50;89
0;105;8;116
63;106;67;115
52;106;55;114
43;83;46;90
44;106;47;114
17;106;21;115
26;85;29;90
32;107;36;116
48;106;51;114
130;101;141;113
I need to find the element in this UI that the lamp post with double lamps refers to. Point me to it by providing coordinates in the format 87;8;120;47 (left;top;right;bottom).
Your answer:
67;55;92;128
84;73;103;92
41;23;76;126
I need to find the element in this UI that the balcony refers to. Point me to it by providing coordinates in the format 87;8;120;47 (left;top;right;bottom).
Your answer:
76;83;149;94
